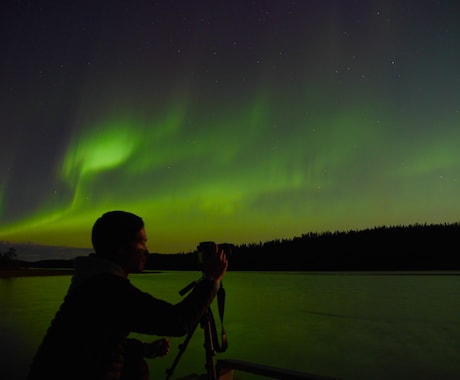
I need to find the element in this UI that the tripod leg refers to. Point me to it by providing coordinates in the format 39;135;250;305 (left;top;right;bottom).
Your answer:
165;323;199;380
201;313;217;380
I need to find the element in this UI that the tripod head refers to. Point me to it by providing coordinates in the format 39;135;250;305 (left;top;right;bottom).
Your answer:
179;276;206;296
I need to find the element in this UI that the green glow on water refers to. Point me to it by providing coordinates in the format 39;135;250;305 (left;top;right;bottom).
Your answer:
2;272;460;380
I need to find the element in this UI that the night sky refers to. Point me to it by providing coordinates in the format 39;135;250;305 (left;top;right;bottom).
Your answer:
1;1;460;254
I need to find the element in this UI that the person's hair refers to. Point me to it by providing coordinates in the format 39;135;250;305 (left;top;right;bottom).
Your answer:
91;210;144;258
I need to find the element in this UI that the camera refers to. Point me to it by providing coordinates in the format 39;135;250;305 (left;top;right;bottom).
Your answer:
197;241;233;264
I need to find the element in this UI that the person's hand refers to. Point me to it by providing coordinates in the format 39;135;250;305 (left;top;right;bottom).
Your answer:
143;338;170;359
201;247;228;282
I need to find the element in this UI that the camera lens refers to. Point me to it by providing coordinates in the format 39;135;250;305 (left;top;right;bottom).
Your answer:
197;241;216;263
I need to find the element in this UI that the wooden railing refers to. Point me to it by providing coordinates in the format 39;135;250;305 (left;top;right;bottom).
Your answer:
216;359;341;380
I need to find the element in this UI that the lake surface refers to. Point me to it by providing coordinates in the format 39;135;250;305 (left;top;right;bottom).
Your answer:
1;271;460;380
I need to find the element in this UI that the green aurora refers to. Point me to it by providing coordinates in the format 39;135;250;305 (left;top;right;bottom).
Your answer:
1;1;460;254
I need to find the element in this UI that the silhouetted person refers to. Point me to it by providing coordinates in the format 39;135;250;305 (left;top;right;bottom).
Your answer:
27;210;228;380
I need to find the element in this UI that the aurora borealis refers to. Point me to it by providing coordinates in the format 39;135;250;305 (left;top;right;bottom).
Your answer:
1;1;460;255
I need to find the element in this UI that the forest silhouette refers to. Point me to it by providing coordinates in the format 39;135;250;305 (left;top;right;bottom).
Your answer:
147;222;460;271
3;222;459;271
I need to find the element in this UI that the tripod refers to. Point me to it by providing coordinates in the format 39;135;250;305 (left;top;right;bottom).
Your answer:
165;278;227;380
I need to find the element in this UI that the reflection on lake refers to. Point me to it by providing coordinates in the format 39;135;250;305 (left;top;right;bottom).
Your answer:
1;271;460;380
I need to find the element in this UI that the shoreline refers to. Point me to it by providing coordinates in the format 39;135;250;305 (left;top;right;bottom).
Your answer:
1;267;459;278
0;268;165;278
0;268;74;278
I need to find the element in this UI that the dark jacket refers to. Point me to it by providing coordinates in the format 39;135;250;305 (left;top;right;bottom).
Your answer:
27;255;218;379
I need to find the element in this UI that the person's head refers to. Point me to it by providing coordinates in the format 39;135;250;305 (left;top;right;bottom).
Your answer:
91;210;149;274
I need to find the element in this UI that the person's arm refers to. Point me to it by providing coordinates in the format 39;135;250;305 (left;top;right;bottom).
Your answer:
124;248;228;336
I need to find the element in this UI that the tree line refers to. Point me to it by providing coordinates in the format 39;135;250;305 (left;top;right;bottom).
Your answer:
0;247;17;268
146;222;460;271
3;222;460;271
